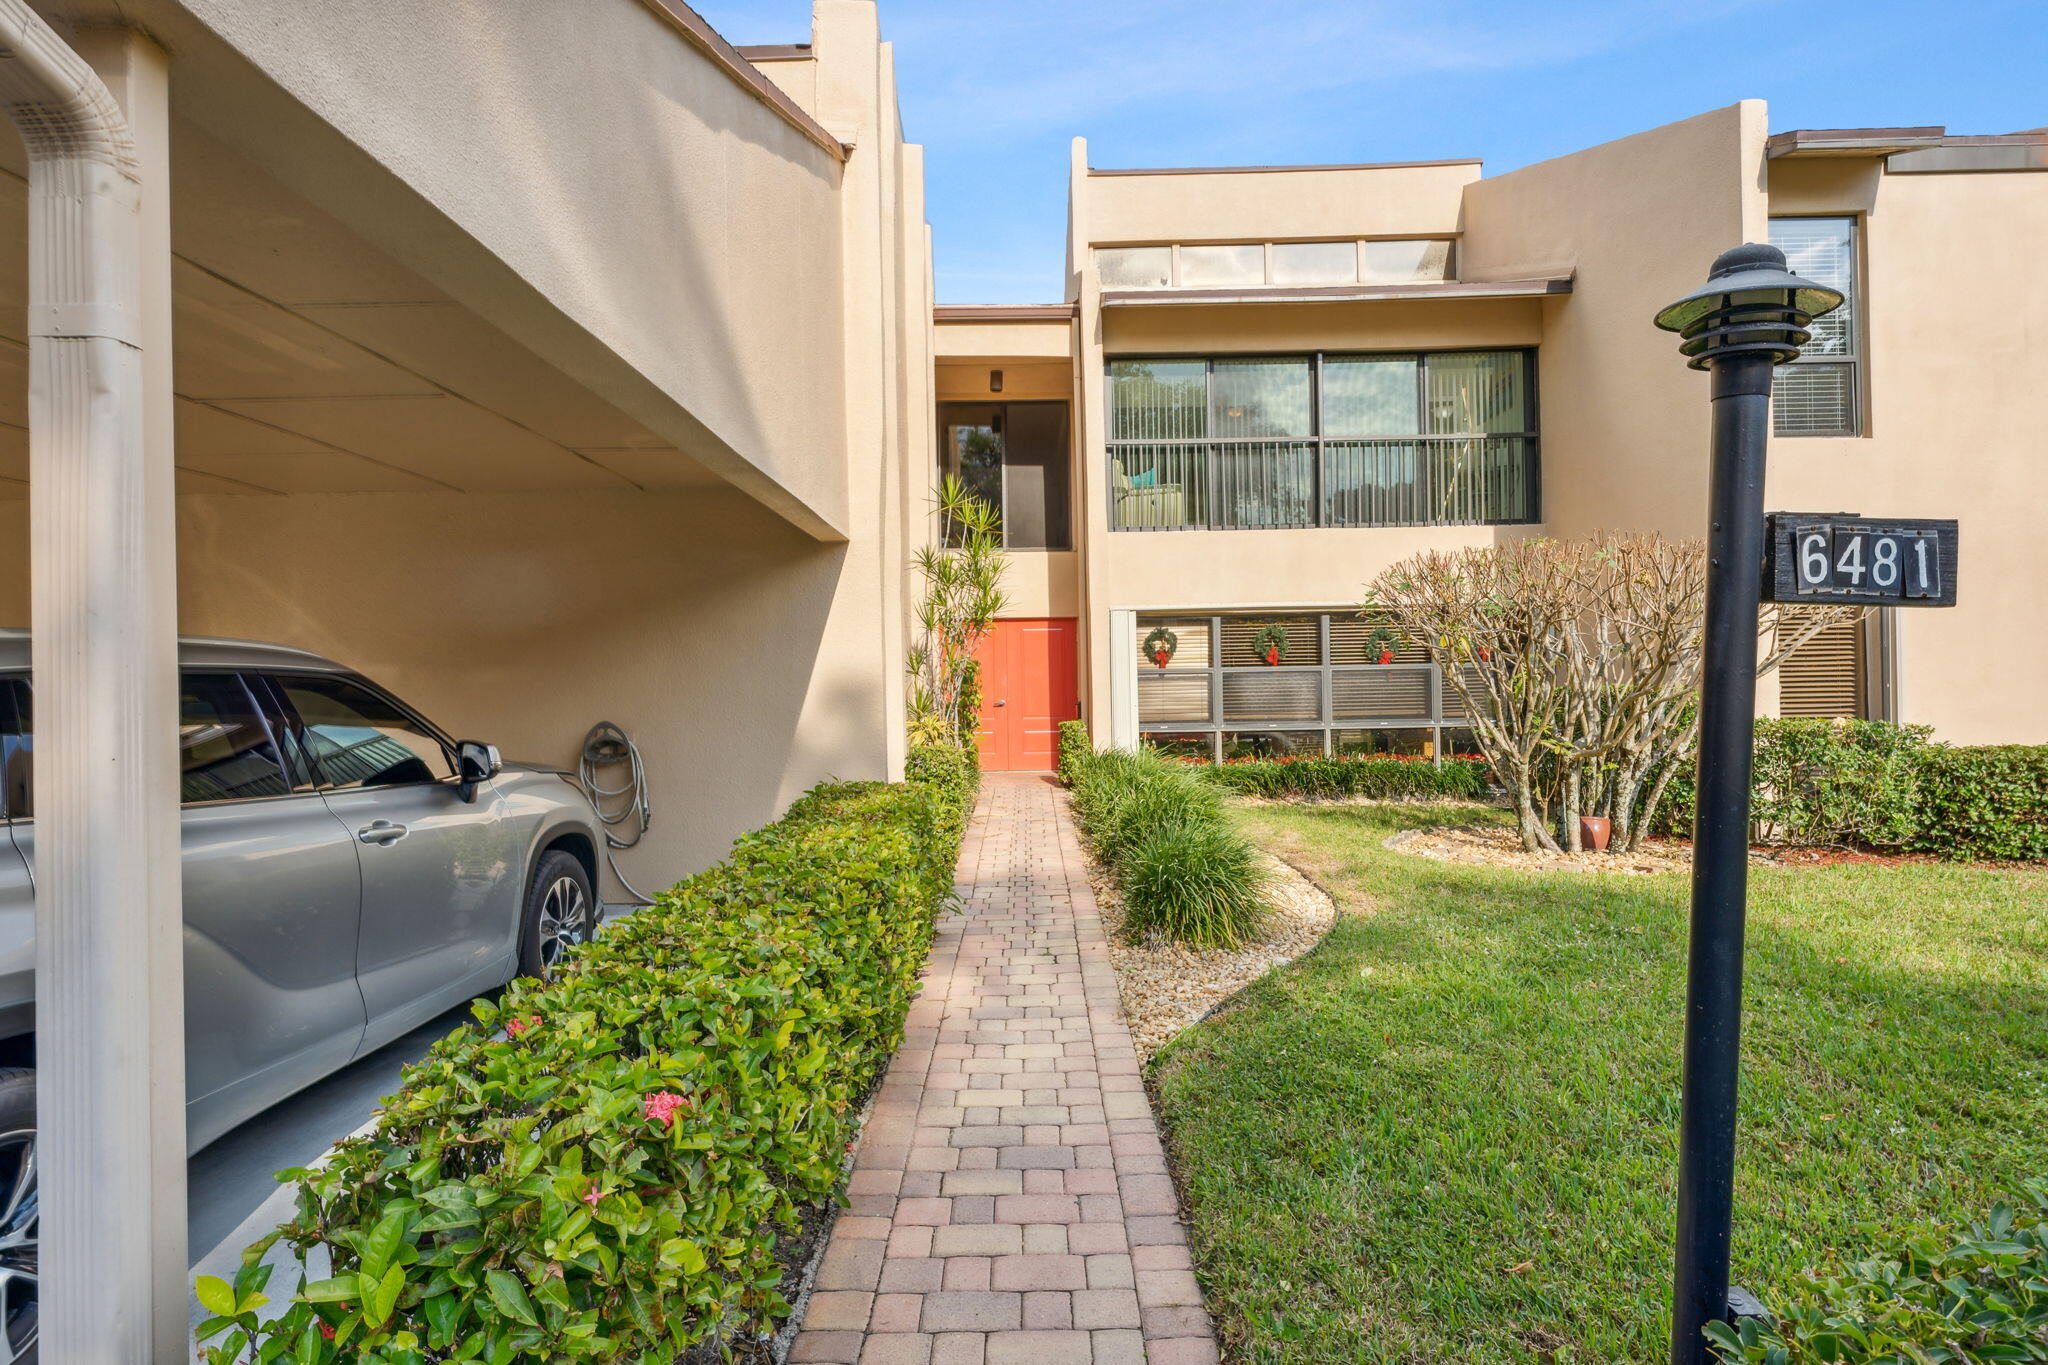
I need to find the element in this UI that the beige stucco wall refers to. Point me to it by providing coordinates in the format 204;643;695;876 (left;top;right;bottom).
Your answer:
1084;161;1479;244
0;489;884;894
1764;156;2048;743
67;0;857;538
1459;102;1768;540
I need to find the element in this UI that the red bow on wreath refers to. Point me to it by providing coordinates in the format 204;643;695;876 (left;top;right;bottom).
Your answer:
1143;625;1179;669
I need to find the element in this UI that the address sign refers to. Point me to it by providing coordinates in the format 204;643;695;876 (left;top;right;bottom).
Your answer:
1765;513;1958;608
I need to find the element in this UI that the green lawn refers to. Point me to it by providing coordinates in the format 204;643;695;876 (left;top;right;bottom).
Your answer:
1151;802;2048;1364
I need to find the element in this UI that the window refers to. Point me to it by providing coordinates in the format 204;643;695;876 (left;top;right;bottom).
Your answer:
1770;216;1860;436
1;672;298;812
938;402;1072;550
1096;246;1172;289
0;679;27;819
179;674;292;803
277;674;455;788
1136;610;1470;762
1107;351;1538;531
1094;238;1455;290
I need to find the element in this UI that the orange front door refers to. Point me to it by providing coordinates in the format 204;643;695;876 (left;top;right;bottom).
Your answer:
972;618;1079;771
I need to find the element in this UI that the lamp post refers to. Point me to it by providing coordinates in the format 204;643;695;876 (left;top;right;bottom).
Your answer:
1653;244;1844;1365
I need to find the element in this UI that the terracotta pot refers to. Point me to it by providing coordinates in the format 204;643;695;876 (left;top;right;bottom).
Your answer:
1579;816;1612;852
1264;646;1280;665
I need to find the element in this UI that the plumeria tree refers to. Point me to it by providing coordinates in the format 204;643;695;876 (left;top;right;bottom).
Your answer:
1365;534;1864;853
906;475;1008;749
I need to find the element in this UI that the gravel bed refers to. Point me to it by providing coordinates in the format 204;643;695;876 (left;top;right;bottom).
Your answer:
1088;850;1336;1063
1380;823;1866;874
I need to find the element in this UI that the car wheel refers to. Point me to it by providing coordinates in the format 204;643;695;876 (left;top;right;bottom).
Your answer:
518;851;596;981
0;1068;35;1365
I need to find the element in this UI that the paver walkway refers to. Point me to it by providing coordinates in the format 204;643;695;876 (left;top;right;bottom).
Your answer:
789;773;1222;1365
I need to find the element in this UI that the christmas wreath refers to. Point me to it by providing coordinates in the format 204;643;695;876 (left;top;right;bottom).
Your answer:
1252;621;1289;666
1143;625;1179;669
1364;626;1399;665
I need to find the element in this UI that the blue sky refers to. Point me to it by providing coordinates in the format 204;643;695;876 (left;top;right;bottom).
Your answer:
692;0;2047;305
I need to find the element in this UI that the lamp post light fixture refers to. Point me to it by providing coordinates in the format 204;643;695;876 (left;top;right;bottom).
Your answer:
1653;243;1844;1365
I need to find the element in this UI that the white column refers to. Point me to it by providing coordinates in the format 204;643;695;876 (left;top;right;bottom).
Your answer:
0;10;185;1362
1107;609;1137;750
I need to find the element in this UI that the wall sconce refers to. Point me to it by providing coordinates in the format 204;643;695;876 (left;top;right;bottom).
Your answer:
989;368;1004;393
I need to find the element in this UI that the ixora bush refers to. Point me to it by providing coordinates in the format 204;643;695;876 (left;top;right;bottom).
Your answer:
1067;747;1267;947
1365;535;1863;855
1655;723;2048;860
1706;1182;2048;1364
1658;719;1935;848
1057;719;1091;787
1913;745;2048;861
1198;752;1490;803
194;754;968;1365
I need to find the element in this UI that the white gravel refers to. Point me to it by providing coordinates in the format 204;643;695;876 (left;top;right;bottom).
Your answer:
1089;851;1336;1062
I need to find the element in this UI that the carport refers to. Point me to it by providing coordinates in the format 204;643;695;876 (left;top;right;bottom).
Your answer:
0;0;930;1357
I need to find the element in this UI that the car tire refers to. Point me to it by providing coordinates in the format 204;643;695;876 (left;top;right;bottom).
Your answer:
0;1066;36;1365
518;850;597;982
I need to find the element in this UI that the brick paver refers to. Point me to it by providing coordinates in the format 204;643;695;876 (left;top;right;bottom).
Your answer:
789;773;1221;1365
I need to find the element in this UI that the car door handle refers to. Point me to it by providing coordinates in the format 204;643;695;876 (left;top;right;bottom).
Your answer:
357;821;408;845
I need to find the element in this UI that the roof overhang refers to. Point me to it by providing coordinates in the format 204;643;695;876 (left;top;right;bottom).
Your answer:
1766;127;1947;159
1099;277;1572;308
934;304;1077;322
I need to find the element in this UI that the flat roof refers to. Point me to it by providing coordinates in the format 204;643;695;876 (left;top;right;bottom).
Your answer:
1099;277;1571;308
1767;127;1947;159
1088;157;1481;177
935;305;1077;322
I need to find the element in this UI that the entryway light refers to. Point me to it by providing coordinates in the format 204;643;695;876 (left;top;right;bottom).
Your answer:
989;368;1003;392
1653;242;1844;370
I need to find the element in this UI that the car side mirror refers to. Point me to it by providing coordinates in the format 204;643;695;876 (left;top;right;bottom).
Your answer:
455;740;501;802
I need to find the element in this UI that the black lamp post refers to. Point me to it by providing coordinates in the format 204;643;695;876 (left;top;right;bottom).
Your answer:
1653;244;1844;1365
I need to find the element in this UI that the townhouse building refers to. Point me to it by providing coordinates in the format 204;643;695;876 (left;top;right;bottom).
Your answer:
945;107;2048;769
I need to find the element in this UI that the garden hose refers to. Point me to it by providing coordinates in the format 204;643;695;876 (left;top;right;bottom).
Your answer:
576;721;657;906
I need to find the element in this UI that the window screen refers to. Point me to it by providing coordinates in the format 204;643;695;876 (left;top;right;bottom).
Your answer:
1770;217;1859;436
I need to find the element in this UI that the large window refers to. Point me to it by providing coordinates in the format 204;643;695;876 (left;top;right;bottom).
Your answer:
1096;238;1454;290
938;402;1072;550
1107;350;1537;531
278;675;456;789
1135;611;1482;762
1770;216;1860;436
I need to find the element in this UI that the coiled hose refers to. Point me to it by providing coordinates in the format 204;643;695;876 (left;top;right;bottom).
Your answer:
576;721;657;906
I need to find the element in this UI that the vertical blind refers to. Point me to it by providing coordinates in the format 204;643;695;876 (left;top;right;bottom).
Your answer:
1107;351;1538;531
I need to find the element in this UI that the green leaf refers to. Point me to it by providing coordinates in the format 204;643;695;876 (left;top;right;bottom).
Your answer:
299;1274;363;1303
361;1206;412;1284
195;1275;239;1318
485;1270;540;1327
366;1263;406;1328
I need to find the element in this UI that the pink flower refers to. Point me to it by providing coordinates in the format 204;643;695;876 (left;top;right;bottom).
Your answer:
582;1187;602;1208
643;1091;691;1128
319;1322;336;1341
506;1015;541;1038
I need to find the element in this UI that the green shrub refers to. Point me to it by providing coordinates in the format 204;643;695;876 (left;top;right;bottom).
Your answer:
1912;745;2048;861
1198;753;1489;802
1119;816;1269;947
195;761;966;1365
1706;1182;2048;1365
1057;719;1091;787
1067;748;1268;948
1657;719;1934;847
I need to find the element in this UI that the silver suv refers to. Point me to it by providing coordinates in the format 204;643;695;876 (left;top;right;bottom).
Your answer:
0;632;608;1362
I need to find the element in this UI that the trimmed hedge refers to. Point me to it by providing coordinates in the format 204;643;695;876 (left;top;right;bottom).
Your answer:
1656;720;2048;861
1057;719;1090;787
1067;748;1267;947
1913;745;2048;862
194;749;970;1365
1707;1182;2048;1364
1198;753;1490;803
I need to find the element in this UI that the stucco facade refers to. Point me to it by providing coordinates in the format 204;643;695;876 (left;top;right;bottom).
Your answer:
945;104;2046;760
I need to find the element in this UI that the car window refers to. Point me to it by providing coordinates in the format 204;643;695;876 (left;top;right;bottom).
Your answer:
180;673;292;804
0;679;27;820
277;674;455;789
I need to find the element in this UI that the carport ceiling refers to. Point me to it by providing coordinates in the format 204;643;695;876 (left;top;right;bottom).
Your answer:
0;120;720;497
